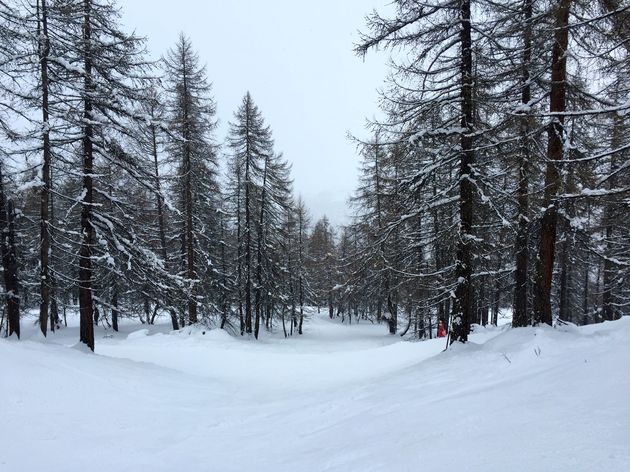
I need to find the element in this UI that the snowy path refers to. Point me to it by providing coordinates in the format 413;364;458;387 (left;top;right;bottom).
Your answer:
1;314;629;472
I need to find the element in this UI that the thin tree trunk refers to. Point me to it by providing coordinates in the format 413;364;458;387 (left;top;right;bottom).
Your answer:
49;140;59;331
219;215;229;330
185;146;197;324
179;49;197;324
533;0;572;326
236;165;244;334
244;106;252;334
150;303;160;324
150;123;179;332
254;154;270;339
479;281;488;326
298;277;304;334
79;0;95;351
112;289;119;332
451;0;475;344
184;156;196;324
513;0;533;328
38;0;52;337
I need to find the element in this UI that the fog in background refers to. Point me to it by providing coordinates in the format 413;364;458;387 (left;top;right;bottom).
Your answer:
121;0;389;226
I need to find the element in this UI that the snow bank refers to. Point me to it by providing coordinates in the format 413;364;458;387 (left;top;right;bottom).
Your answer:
126;328;149;340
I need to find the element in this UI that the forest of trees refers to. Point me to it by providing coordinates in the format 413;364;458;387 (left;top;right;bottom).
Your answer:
0;0;334;350
1;0;628;351
345;0;630;341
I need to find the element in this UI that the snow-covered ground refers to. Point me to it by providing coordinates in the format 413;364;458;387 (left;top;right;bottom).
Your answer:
1;313;629;472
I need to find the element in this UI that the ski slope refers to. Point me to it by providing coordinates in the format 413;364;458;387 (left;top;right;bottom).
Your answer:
1;313;629;472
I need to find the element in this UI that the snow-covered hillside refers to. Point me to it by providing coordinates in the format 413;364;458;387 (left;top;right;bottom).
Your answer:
1;314;629;472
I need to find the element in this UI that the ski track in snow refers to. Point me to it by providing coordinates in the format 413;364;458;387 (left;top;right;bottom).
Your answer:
1;313;629;472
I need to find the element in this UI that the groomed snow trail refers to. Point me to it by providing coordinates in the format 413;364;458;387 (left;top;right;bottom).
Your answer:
1;314;629;472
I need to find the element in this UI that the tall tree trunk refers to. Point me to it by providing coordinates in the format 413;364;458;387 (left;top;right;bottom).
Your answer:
451;0;475;344
219;215;229;330
178;50;197;324
184;158;196;324
244;105;252;334
150;122;179;331
79;0;95;351
175;50;198;324
254;154;269;339
533;0;572;326
298;211;305;335
49;161;59;331
236;168;244;334
38;0;52;337
513;0;533;328
0;165;20;339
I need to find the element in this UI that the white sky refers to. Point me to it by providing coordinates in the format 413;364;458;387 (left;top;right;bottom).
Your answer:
120;0;388;226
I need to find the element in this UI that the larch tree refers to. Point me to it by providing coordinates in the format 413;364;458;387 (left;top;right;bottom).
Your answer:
227;92;275;335
357;0;488;342
533;0;573;326
164;33;220;325
45;0;158;350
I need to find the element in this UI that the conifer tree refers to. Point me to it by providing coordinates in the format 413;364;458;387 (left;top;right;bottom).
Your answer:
164;34;220;325
48;0;158;350
227;92;275;335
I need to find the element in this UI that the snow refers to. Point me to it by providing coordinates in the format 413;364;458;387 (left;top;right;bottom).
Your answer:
1;313;629;472
17;177;44;192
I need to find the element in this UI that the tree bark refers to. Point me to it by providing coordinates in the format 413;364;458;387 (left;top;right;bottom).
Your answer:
298;209;305;335
451;0;475;344
49;162;59;331
111;289;119;332
149;118;179;331
533;0;572;326
79;0;95;351
254;153;269;339
244;98;253;334
513;0;533;328
235;160;245;334
180;54;197;324
38;0;52;337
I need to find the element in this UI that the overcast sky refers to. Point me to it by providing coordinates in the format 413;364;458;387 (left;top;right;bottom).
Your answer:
119;1;388;226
